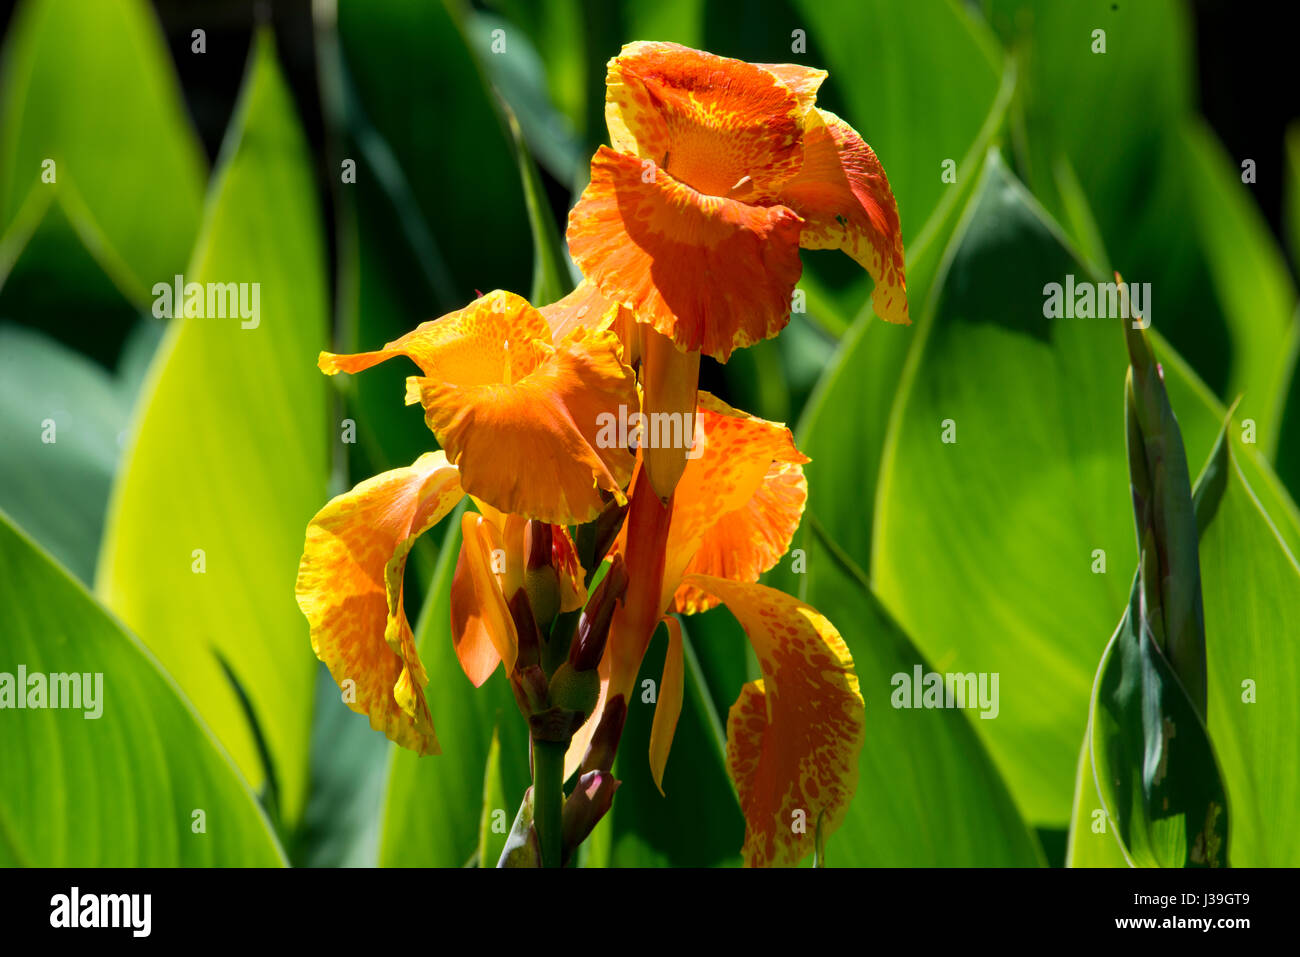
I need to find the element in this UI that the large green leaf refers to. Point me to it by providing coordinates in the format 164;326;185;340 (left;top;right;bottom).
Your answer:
379;504;533;867
0;0;205;302
0;511;284;866
1196;435;1300;865
96;33;328;828
872;152;1173;824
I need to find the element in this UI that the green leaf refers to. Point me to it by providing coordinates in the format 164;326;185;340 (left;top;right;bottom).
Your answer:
499;104;574;306
0;511;285;866
467;11;585;185
96;32;328;828
379;504;533;867
320;0;536;480
802;524;1043;866
871;152;1163;824
0;0;205;302
335;0;531;297
291;663;390;867
476;725;512;867
0;325;129;583
1081;537;1227;868
1196;432;1300;865
1064;743;1131;867
1070;421;1300;867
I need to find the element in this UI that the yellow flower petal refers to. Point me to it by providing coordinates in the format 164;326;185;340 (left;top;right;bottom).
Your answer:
648;616;685;796
684;574;864;867
295;452;463;755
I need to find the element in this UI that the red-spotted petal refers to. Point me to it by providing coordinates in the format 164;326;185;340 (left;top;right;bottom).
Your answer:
568;146;804;361
663;393;808;614
777;109;908;325
295;452;464;755
605;41;805;200
684;575;864;867
757;63;827;112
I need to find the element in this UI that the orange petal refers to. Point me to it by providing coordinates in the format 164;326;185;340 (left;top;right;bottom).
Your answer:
538;279;640;365
605;41;805;199
451;512;518;680
777;109;908;325
664;393;809;614
319;289;553;381
568;147;804;362
757;63;827;112
639;325;700;502
295;452;464;755
683;574;864;867
409;325;637;524
648;615;685;796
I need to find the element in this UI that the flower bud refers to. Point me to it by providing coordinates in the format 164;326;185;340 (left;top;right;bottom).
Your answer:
570;555;628;672
548;662;600;720
561;770;619;864
523;520;561;627
508;590;542;671
581;693;627;775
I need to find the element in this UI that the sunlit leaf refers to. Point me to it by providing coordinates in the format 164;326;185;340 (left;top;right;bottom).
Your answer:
0;511;285;866
96;32;328;827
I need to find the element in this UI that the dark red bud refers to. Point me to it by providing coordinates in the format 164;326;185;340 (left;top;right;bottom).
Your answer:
581;693;627;775
570;555;628;672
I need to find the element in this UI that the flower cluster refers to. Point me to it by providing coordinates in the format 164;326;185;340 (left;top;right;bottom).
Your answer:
296;41;907;867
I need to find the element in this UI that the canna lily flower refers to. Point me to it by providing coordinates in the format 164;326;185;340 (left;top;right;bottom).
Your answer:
297;290;635;754
567;41;908;499
572;393;865;867
319;289;638;525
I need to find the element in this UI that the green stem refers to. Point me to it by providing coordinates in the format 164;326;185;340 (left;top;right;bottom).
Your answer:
532;738;566;867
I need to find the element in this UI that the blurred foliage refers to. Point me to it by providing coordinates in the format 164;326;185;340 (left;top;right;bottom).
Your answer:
0;0;1296;867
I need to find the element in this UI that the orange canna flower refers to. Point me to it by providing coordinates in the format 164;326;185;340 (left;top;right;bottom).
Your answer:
572;393;865;867
566;41;907;500
298;289;633;755
319;289;638;525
